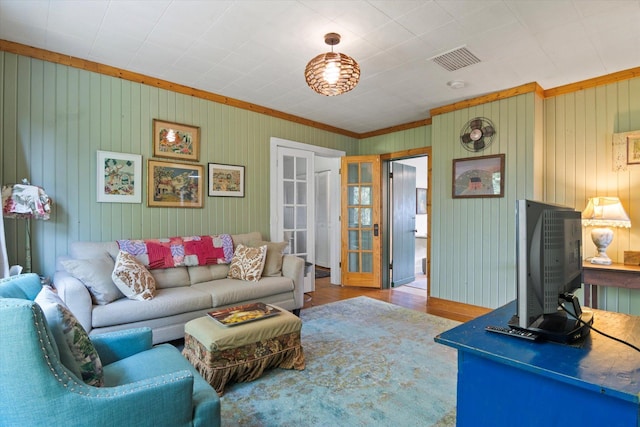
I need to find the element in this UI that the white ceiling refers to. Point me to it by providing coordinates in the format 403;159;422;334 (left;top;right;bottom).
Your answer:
1;0;639;135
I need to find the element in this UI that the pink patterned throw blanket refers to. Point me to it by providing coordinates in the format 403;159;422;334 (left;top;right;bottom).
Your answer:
117;234;234;269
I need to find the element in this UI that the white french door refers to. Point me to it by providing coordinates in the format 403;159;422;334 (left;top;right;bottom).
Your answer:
278;147;314;263
270;137;345;286
276;146;314;292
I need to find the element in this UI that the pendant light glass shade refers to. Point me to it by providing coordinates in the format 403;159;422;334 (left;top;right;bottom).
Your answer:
305;33;360;96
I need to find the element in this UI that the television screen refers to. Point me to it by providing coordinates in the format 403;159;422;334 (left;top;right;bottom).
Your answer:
509;200;593;343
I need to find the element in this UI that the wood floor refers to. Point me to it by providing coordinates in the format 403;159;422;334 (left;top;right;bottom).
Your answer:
302;274;489;323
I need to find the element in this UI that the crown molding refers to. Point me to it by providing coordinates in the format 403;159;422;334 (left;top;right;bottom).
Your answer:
0;39;360;139
2;39;640;140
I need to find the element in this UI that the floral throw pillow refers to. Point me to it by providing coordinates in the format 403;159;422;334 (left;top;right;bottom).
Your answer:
111;251;156;301
227;244;267;282
35;286;104;387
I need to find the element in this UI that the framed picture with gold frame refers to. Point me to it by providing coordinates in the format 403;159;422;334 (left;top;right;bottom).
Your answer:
152;119;200;162
147;159;203;208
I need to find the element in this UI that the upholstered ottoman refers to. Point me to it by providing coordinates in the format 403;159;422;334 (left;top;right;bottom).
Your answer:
182;306;305;395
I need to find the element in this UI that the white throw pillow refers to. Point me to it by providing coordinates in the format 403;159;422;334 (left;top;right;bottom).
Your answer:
61;257;123;304
227;244;267;282
111;251;156;301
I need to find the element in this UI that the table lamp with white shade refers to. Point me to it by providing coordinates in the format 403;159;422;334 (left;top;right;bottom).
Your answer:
582;196;631;265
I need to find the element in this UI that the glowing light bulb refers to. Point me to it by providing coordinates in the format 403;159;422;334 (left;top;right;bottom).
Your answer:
323;61;340;84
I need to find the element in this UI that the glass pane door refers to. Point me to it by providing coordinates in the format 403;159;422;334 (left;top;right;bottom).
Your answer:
341;155;381;288
282;154;309;263
277;147;315;293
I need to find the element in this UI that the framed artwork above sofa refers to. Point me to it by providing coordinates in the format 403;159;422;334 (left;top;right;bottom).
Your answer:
97;150;142;203
147;159;204;208
208;163;245;197
152;119;200;162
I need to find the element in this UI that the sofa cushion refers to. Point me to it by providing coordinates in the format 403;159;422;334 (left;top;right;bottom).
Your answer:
248;240;287;277
231;231;262;247
227;244;267;282
112;251;156;301
61;257;123;304
69;241;120;260
91;287;212;328
192;276;294;307
188;264;230;285
150;266;191;289
35;286;104;387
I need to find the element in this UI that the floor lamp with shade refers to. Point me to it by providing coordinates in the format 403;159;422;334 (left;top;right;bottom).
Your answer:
1;180;52;274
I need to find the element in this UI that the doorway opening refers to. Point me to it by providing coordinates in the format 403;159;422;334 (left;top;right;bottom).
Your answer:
386;153;430;295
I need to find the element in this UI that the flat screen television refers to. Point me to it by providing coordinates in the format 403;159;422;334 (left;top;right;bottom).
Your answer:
509;199;594;343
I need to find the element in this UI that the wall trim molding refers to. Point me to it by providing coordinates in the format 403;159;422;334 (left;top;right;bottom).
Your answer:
2;39;639;140
427;297;492;323
359;118;433;139
543;66;640;98
0;39;360;140
430;82;544;117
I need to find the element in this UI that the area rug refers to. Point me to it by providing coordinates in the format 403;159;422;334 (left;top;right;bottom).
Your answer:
220;296;460;426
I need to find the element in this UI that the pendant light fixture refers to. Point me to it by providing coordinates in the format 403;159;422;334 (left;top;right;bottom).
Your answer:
304;33;360;96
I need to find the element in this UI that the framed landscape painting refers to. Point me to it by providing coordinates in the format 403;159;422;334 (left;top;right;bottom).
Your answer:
152;119;200;162
147;159;203;208
97;150;142;203
452;154;505;199
208;163;245;197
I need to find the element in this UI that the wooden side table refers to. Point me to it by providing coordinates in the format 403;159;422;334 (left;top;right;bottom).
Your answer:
582;261;640;308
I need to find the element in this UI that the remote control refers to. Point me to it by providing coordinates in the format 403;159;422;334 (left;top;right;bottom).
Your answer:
485;325;540;341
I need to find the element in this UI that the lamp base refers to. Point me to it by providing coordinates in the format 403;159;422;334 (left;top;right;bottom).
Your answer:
589;256;612;265
590;227;614;266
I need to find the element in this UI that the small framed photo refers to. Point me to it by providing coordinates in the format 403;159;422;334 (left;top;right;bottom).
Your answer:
147;159;203;208
627;135;640;164
208;163;245;197
452;154;505;199
152;119;200;162
97;150;142;203
416;188;427;214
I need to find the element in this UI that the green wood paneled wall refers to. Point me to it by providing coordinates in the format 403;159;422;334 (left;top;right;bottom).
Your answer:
430;93;540;309
545;78;640;315
0;52;357;277
358;126;431;154
2;49;639;315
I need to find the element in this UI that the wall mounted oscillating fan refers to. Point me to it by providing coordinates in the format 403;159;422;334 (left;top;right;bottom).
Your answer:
460;117;496;152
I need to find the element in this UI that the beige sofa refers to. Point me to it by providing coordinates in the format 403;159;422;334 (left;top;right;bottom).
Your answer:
53;232;304;344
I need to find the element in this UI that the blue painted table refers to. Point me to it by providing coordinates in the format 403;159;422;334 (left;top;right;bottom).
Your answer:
435;301;640;427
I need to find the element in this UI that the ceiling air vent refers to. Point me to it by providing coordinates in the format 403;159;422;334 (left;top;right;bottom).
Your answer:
429;46;481;72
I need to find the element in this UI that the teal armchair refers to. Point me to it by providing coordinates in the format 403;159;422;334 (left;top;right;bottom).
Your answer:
0;274;220;427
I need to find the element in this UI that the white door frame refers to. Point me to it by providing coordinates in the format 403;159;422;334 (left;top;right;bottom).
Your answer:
314;169;331;268
270;137;345;284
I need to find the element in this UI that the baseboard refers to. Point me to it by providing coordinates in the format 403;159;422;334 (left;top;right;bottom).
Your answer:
427;297;492;323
